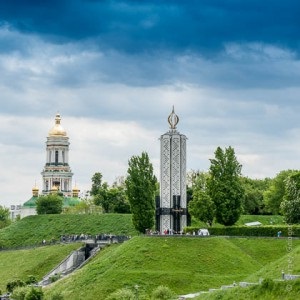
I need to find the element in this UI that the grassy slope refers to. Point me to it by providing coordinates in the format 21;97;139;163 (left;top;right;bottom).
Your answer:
199;279;300;300
0;214;137;248
0;243;81;292
44;236;300;300
197;237;300;299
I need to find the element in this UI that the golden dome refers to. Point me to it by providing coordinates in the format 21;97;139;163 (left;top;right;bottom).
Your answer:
48;113;67;137
72;186;80;192
50;185;59;192
32;185;39;197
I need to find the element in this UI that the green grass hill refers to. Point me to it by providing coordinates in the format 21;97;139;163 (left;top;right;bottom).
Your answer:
0;214;138;248
44;236;300;299
0;214;298;299
0;243;82;292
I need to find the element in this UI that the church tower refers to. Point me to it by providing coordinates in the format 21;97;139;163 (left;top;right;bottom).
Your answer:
41;113;73;196
157;107;188;233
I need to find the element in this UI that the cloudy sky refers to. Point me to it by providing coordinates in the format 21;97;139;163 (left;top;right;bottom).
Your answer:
1;0;300;207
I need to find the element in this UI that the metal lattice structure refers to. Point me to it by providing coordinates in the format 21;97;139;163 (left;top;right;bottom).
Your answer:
157;107;187;233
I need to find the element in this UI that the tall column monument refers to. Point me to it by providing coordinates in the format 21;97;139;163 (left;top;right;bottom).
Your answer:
157;107;188;233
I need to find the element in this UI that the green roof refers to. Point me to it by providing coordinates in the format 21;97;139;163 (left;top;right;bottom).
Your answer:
23;196;38;208
22;196;81;208
63;197;81;207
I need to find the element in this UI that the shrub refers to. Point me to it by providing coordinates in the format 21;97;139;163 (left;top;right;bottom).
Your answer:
151;286;175;300
25;287;43;300
50;273;61;283
106;288;135;300
26;275;38;285
260;278;275;291
6;279;26;293
11;286;31;300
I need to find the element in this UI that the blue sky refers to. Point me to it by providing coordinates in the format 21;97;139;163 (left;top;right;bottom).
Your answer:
1;0;300;206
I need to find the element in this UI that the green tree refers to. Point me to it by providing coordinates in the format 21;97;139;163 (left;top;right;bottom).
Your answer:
188;172;215;226
36;194;63;215
263;170;298;215
207;146;244;226
107;186;131;214
280;172;300;224
0;205;11;229
125;152;157;233
90;172;103;196
90;172;110;213
241;177;271;215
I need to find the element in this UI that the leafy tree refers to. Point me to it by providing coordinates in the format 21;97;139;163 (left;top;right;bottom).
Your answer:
207;146;244;226
90;172;110;212
188;172;215;226
0;205;11;229
36;194;63;214
90;172;104;196
280;172;300;224
241;177;271;215
125;152;157;233
107;186;131;214
264;170;298;215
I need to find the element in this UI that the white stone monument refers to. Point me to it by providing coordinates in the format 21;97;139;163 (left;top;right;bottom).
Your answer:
157;107;188;234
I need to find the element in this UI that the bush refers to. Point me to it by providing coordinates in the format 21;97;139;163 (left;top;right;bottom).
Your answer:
26;275;38;285
11;286;31;300
106;288;136;300
50;273;61;283
6;279;26;293
260;278;275;291
151;286;175;300
25;287;43;300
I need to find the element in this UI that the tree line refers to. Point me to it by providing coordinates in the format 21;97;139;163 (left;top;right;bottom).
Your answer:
22;146;300;234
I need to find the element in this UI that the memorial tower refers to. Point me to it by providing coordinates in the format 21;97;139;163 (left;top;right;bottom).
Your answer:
157;107;188;233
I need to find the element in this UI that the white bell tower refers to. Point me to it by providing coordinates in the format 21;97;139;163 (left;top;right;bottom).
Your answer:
41;113;73;196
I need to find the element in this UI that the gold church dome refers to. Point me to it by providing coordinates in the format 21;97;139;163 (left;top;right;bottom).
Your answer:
48;113;67;137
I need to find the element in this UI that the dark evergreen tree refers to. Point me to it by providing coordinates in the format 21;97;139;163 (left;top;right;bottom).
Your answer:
207;146;244;226
125;152;157;233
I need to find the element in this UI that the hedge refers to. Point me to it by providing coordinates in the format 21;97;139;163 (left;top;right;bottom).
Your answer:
184;225;300;237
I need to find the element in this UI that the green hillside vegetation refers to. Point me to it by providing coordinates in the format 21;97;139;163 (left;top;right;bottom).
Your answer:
199;279;300;300
192;214;284;228
0;243;81;292
44;236;300;299
0;214;138;248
